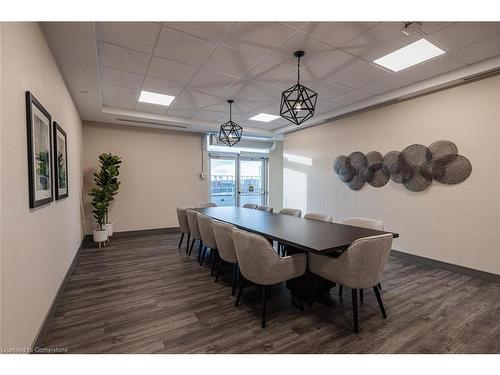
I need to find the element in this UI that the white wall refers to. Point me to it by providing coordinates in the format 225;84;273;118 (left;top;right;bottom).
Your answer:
82;122;208;233
268;141;283;211
0;23;84;348
284;75;500;275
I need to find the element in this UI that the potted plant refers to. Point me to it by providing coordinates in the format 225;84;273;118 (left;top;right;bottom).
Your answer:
89;186;108;247
100;153;121;238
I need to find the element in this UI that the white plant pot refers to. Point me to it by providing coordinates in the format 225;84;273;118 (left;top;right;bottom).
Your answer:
105;222;114;237
93;229;108;245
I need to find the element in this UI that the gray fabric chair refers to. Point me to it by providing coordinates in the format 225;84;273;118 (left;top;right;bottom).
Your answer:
232;228;307;328
242;203;258;209
196;202;217;208
256;205;273;213
176;207;191;252
304;212;333;223
197;213;219;275
309;234;393;333
212;221;239;295
279;208;302;217
186;209;203;259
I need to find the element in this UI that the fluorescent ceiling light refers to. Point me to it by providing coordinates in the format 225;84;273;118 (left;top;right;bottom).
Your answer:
373;39;445;72
138;90;175;106
249;113;281;122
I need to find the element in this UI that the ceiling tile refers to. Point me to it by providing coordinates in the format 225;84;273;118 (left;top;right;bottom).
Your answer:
178;88;219;107
222;22;295;57
203;45;261;76
147;56;198;84
203;99;246;114
135;102;168;115
188;69;238;93
100;67;144;89
360;74;414;95
98;42;150;75
278;22;307;31
333;63;392;88
418;22;454;35
166;98;199;118
102;84;140;101
102;96;136;110
164;22;233;43
313;98;344;115
295;72;352;101
243;60;296;85
454;33;500;64
397;54;465;81
343;22;421;61
331;89;373;106
155;27;216;66
95;22;161;53
304;49;366;82
223;78;273;99
266;32;335;67
429;22;500;51
192;110;226;122
300;22;378;47
142;76;185;96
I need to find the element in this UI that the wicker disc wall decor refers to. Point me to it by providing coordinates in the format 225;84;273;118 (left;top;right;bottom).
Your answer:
333;140;471;191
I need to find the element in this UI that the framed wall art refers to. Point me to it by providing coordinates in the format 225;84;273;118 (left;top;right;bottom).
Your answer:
53;122;68;200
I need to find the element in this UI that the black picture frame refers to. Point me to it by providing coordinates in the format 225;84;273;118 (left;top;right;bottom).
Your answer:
53;122;69;200
26;91;54;208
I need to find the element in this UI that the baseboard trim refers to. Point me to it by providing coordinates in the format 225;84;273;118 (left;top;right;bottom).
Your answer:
391;249;500;284
83;226;180;241
31;238;85;350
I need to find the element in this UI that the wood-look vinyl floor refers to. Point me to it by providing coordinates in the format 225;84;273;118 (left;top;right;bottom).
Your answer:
39;233;500;353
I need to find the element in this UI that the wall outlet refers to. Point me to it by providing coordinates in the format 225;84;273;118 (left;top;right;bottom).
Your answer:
200;172;207;180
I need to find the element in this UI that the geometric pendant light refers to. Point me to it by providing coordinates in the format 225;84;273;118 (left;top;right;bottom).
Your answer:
218;99;242;147
280;50;318;125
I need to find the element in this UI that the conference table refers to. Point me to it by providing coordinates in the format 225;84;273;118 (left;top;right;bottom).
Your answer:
195;206;399;300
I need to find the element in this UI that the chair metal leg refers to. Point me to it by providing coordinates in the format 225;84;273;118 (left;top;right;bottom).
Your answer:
261;285;267;329
199;246;207;266
210;249;217;276
339;284;343;298
378;282;382;290
231;263;237;296
178;233;185;250
215;260;224;283
360;289;364;304
352;289;358;333
373;286;387;319
235;277;246;307
188;238;195;256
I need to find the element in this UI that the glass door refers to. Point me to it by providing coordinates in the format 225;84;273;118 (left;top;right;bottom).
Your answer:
209;158;237;206
238;158;266;207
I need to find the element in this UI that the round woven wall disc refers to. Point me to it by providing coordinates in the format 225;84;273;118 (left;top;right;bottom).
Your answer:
348;169;365;190
333;155;348;174
366;151;383;168
428;140;458;160
383;151;400;171
338;163;355;183
366;164;390;187
401;144;432;166
403;166;432;192
389;154;413;184
433;154;472;184
348;151;367;173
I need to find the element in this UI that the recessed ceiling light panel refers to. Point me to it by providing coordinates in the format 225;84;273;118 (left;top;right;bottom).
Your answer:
138;90;175;106
373;38;445;72
249;113;281;122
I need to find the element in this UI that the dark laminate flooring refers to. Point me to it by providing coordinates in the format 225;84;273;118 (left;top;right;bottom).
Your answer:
39;233;500;353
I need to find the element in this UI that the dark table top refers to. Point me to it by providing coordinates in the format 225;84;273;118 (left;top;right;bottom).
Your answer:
195;207;398;254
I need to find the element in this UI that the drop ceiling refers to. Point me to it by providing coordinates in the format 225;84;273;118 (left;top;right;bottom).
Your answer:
41;21;500;138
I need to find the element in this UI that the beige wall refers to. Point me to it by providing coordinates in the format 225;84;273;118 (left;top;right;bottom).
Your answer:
1;23;84;348
82;122;208;234
284;75;500;275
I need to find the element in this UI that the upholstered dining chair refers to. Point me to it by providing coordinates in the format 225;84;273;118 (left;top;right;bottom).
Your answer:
341;217;385;301
197;213;219;275
186;209;203;260
196;202;217;208
303;212;333;223
256;205;273;213
232;228;307;328
176;207;190;252
279;208;302;217
212;221;239;295
242;203;258;209
309;234;393;333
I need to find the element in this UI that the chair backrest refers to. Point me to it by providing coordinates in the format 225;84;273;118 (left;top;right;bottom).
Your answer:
232;228;283;285
197;214;217;249
343;217;384;231
304;212;333;223
176;207;190;233
339;234;393;289
279;208;302;217
256;205;273;213
186;210;202;240
212;221;238;263
195;202;217;208
242;203;258;209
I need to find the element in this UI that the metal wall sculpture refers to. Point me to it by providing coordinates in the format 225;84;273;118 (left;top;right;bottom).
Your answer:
333;140;472;192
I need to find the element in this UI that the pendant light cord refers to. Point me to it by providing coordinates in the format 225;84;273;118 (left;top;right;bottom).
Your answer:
229;101;232;120
297;55;301;84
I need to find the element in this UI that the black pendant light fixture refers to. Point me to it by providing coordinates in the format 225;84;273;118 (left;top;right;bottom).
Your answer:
280;50;318;126
218;99;242;147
